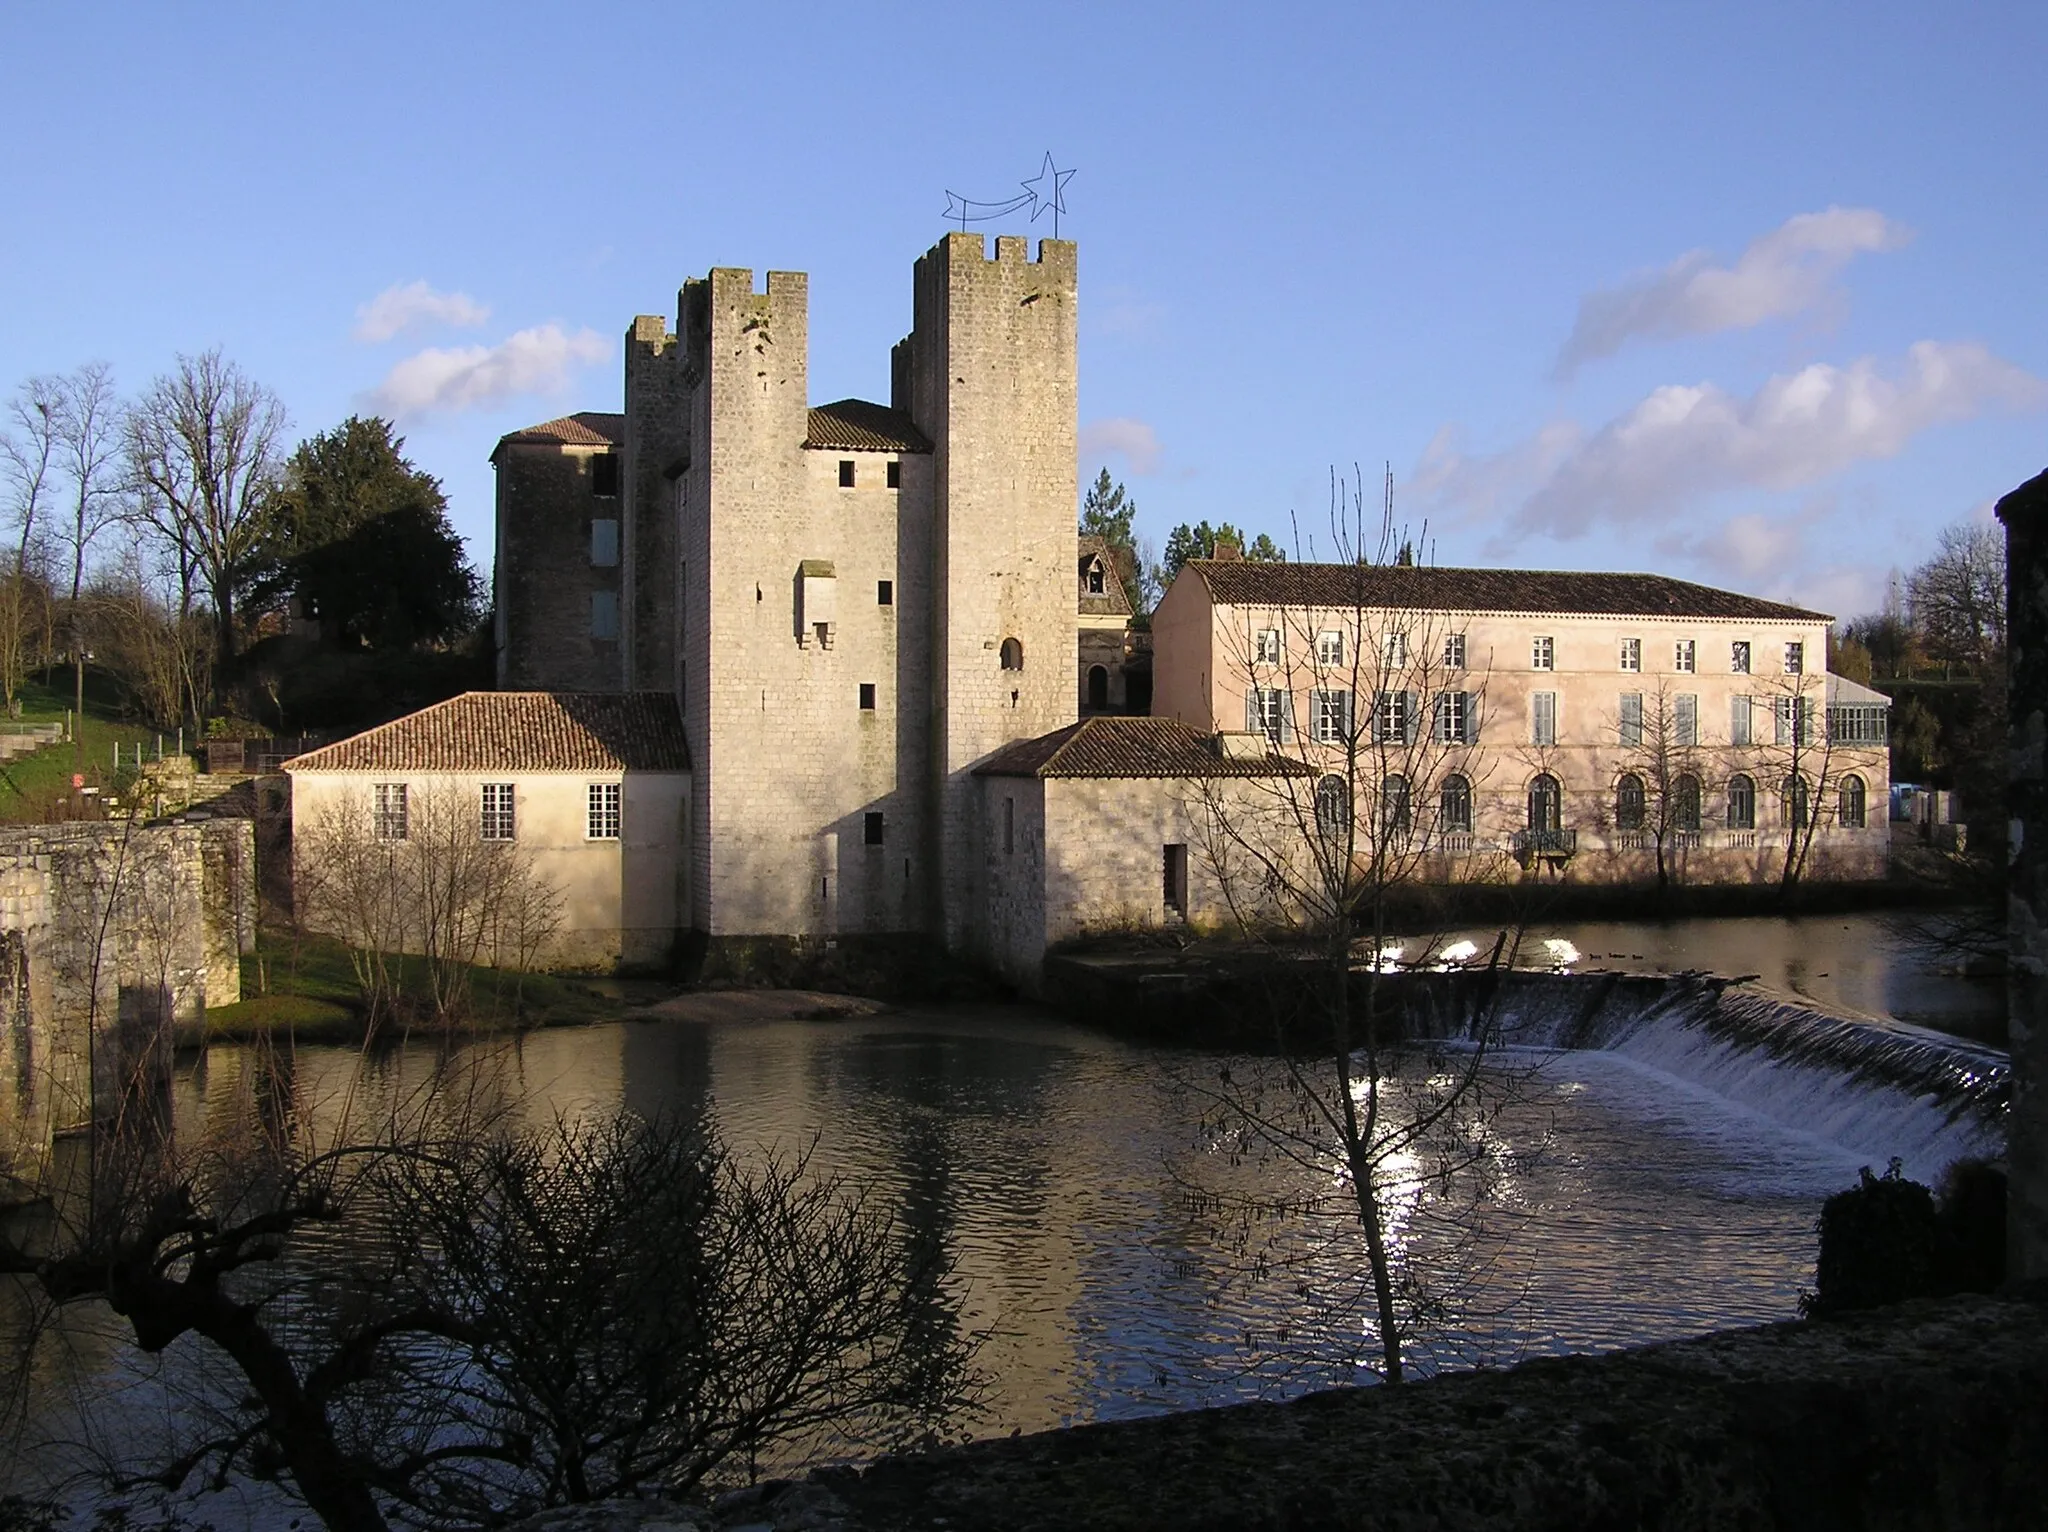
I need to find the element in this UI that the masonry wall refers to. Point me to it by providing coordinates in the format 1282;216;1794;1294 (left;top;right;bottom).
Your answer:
680;269;939;940
622;317;686;691
0;822;251;1191
493;443;622;691
288;769;689;972
900;234;1079;954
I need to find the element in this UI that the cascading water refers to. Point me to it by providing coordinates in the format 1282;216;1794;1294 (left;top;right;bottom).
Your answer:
1404;970;2007;1184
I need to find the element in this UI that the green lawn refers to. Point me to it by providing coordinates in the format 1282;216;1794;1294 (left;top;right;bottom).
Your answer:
0;671;183;824
197;929;630;1044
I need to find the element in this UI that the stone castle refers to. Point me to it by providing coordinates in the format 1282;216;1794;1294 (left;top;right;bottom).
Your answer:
282;231;1887;988
491;233;1090;950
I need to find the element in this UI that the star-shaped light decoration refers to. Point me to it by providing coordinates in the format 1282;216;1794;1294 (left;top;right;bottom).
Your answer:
1020;153;1077;237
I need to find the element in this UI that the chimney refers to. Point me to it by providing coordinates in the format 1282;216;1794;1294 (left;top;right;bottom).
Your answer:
1212;537;1243;562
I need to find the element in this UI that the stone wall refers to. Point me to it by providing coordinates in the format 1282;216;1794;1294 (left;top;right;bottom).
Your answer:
494;440;622;690
0;820;253;1191
622;315;685;691
901;234;1079;952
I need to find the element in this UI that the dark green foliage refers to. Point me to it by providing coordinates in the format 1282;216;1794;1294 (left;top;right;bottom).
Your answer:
1080;469;1144;614
255;416;481;649
1802;1158;2009;1317
236;630;490;736
1803;1160;1938;1317
1934;1157;2008;1295
1160;520;1285;581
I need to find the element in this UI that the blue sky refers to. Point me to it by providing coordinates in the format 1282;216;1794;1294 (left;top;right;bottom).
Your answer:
3;2;2042;621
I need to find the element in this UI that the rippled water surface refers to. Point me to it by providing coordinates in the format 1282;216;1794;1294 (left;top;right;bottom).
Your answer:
11;993;1962;1521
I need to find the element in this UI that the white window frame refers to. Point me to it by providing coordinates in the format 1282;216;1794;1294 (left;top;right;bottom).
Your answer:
1311;688;1351;745
1433;690;1471;745
480;782;516;842
1784;641;1804;675
1252;686;1286;741
587;782;622;841
1532;691;1558;746
1532;636;1554;671
1731;640;1751;675
1318;630;1346;666
1619;637;1640;673
1254;628;1282;665
1674;639;1696;674
1380;631;1405;668
1443;633;1467;670
373;782;408;841
1375;689;1411;744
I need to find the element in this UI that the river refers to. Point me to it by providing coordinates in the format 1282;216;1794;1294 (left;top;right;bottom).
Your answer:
2;909;2006;1523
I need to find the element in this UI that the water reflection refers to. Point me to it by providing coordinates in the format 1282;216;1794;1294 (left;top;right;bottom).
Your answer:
9;1000;1896;1520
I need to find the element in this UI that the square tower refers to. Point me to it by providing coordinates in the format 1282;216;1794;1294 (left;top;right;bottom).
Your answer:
895;234;1080;948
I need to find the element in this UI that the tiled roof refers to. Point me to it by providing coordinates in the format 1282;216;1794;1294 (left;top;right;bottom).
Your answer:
975;717;1313;780
1185;561;1831;622
805;399;932;454
284;692;690;773
493;412;625;454
1078;535;1134;618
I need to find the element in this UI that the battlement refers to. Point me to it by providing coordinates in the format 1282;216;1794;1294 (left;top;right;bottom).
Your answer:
931;231;1077;271
629;314;673;350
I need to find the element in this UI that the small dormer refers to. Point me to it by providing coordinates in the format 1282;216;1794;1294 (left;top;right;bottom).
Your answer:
1084;552;1107;597
1076;535;1133;619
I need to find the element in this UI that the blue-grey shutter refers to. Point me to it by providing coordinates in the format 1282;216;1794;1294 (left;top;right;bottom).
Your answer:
1404;691;1420;744
1340;690;1355;743
1246;688;1258;735
1280;689;1297;744
1731;694;1751;747
1464;691;1479;744
1676;693;1697;747
1620;693;1643;746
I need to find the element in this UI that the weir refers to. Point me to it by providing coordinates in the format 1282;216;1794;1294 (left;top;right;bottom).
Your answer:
1047;954;2008;1184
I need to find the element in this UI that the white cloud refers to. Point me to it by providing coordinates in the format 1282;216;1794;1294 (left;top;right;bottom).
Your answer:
1557;207;1912;375
353;280;491;343
366;325;611;419
1435;341;2047;546
1079;416;1163;475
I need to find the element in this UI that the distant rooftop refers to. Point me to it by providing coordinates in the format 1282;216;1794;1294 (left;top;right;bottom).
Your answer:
1183;561;1830;623
975;717;1311;780
490;412;625;460
805;399;931;454
285;691;690;774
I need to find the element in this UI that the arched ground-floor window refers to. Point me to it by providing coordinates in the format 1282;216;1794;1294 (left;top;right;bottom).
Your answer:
1727;774;1756;830
1839;774;1866;828
1439;774;1472;833
1673;774;1702;832
1528;774;1562;832
1615;774;1645;831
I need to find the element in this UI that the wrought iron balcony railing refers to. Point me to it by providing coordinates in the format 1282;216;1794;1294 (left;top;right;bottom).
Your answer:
1511;828;1577;858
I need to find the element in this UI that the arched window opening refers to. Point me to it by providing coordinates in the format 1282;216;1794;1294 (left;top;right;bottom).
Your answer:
1673;774;1702;832
1087;664;1110;710
1382;774;1412;837
1314;774;1352;840
1528;774;1562;832
1000;637;1024;671
1440;774;1473;834
1615;774;1646;832
1839;774;1866;829
1728;774;1756;830
1086;559;1106;595
1783;775;1811;830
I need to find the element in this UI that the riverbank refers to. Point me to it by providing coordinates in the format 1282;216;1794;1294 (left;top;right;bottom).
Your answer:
518;1288;2048;1531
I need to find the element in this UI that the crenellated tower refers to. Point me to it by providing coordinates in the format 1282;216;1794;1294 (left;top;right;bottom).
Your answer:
621;314;686;690
896;233;1079;948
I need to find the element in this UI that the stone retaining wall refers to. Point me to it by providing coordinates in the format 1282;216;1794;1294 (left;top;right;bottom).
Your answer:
519;1290;2048;1531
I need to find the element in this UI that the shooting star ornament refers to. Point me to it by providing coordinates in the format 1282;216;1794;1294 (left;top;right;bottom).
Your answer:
943;154;1077;237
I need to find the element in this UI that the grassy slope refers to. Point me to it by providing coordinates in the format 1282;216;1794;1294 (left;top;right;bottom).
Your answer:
200;930;626;1044
0;671;179;824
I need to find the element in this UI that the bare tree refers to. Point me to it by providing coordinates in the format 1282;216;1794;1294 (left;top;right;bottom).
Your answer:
0;375;63;712
294;783;564;1028
1176;470;1524;1385
2;1075;977;1532
1746;665;1845;895
125;351;287;684
1909;519;2006;677
49;364;124;611
1601;680;1705;894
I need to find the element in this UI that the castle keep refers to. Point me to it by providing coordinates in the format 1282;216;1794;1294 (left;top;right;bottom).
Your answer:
489;233;1081;950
